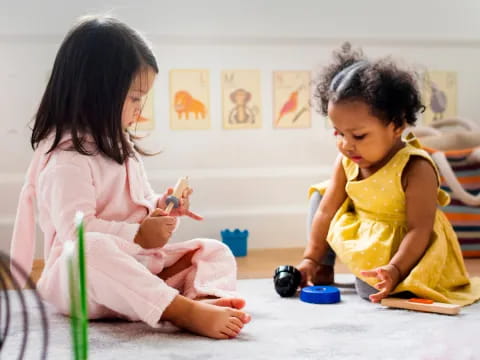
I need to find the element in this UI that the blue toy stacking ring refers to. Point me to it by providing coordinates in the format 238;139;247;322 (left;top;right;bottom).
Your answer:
300;286;341;304
165;195;180;208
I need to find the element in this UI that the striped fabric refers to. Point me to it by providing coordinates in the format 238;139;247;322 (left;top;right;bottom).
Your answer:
425;149;480;257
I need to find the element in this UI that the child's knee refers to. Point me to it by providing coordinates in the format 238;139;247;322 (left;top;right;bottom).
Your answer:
310;190;323;205
202;239;235;259
355;277;377;301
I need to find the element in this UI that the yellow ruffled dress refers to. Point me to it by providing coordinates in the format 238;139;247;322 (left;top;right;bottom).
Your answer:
309;135;480;305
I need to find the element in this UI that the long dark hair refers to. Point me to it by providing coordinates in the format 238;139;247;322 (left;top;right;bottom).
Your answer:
31;15;158;164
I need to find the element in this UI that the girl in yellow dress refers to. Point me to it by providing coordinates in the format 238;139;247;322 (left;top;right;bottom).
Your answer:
299;43;480;305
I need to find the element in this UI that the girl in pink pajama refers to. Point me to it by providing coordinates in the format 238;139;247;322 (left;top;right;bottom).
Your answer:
10;15;250;339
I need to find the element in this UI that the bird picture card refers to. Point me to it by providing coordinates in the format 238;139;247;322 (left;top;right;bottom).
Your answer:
273;71;311;129
170;69;210;130
421;70;457;125
222;70;262;130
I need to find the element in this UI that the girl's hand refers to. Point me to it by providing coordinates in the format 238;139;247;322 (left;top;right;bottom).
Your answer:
134;209;177;249
360;264;401;303
157;187;203;220
297;258;321;288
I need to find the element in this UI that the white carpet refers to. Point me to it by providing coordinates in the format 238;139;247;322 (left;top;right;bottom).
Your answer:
2;274;479;360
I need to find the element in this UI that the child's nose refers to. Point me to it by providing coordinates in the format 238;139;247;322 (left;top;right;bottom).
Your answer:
341;137;354;151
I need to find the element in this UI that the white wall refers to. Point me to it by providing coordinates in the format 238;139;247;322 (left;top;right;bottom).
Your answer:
1;0;480;257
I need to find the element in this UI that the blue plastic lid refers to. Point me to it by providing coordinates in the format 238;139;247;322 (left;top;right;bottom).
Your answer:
300;286;341;304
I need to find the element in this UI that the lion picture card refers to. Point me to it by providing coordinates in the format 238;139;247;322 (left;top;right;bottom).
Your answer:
170;69;210;130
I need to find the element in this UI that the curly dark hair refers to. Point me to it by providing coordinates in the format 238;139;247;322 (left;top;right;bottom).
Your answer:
314;42;425;128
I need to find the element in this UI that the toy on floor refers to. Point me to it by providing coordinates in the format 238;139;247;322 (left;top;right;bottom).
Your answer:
381;297;461;315
65;211;89;359
273;265;302;297
300;285;341;304
221;229;249;257
165;176;190;214
0;252;49;359
273;265;341;303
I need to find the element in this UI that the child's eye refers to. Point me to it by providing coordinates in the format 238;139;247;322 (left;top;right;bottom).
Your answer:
131;96;141;103
333;130;343;137
353;134;366;140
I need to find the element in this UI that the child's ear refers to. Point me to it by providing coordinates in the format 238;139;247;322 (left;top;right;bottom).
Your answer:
393;123;406;137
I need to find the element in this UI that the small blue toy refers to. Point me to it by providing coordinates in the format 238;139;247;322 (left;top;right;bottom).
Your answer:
221;229;248;257
300;286;340;304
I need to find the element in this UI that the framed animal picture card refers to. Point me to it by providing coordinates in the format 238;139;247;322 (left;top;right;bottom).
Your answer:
129;88;155;133
422;71;457;125
170;69;210;130
222;70;262;130
273;71;311;129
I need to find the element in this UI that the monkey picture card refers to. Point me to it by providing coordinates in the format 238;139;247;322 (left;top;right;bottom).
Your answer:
222;70;262;130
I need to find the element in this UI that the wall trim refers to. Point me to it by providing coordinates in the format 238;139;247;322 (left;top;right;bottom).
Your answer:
0;165;331;254
1;34;480;48
0;166;332;184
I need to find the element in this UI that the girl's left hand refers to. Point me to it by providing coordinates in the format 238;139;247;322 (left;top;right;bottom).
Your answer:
157;187;203;220
360;264;401;303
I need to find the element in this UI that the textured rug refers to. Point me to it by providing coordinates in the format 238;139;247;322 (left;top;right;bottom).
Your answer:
2;274;479;360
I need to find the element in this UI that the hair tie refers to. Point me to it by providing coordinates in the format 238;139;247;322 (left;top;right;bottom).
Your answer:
330;60;369;93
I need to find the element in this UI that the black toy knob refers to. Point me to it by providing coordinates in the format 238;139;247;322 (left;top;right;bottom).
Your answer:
273;265;302;297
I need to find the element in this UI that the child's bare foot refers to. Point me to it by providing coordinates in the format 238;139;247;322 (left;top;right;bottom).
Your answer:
162;295;251;339
313;264;334;285
201;297;246;310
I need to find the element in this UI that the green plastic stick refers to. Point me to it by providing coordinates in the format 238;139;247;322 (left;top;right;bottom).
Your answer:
68;211;89;359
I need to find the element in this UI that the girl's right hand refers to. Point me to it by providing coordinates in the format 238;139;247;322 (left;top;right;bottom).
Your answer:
157;187;203;220
296;258;321;288
134;209;177;249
